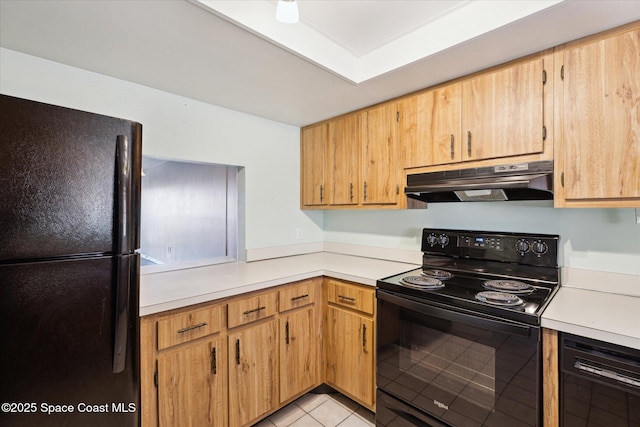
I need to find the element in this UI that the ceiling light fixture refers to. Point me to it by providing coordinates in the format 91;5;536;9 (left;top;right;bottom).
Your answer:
276;0;299;24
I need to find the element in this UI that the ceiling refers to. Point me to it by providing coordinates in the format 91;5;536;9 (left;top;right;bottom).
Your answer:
1;1;639;127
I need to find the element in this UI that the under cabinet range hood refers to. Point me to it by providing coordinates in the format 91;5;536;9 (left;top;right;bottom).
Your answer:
405;160;554;204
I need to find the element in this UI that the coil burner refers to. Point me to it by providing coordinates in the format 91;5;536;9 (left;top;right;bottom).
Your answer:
475;291;524;306
422;269;453;280
483;279;533;294
401;275;445;290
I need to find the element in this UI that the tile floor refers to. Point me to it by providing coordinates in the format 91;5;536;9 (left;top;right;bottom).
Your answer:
253;392;375;427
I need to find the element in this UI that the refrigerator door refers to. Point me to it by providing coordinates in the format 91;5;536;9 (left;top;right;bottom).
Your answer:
0;254;140;427
0;95;142;261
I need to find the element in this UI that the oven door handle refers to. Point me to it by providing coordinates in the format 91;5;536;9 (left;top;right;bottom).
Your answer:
377;289;534;337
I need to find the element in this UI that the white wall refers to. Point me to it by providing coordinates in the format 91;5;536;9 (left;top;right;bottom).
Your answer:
2;48;639;280
0;48;324;252
325;202;640;276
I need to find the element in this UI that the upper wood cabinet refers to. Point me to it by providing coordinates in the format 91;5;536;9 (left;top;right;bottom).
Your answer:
362;103;400;205
401;83;462;168
401;55;549;170
300;123;328;207
328;113;362;205
554;22;640;207
461;56;546;161
301;105;400;209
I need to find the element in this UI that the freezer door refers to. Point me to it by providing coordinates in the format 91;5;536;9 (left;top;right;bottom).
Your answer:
0;255;139;427
0;95;142;260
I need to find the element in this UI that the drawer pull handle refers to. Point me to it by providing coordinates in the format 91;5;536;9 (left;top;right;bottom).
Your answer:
243;306;266;316
291;294;309;302
338;295;356;303
177;322;208;334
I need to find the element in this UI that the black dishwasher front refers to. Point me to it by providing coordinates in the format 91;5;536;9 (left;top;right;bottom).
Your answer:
561;333;640;426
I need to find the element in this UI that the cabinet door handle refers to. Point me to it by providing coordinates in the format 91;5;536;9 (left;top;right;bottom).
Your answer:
467;131;472;157
362;324;367;348
235;339;241;365
243;306;266;316
363;182;367;202
320;185;324;202
211;347;217;375
338;295;356;303
450;134;455;159
177;322;208;334
285;321;290;345
349;182;354;201
291;294;309;302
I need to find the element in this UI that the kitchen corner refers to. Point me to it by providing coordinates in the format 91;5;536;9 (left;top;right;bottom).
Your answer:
140;248;420;316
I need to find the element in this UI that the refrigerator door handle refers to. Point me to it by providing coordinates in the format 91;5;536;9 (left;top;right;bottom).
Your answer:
112;255;132;373
116;135;133;254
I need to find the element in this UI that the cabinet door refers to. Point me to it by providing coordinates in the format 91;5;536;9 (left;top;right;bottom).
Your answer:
280;307;317;403
560;26;640;202
462;57;545;161
362;103;399;205
325;306;374;407
228;319;278;427
328;113;362;205
158;337;227;427
301;123;328;207
422;83;462;166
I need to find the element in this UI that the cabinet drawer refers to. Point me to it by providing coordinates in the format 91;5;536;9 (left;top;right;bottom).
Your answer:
326;279;375;315
279;280;317;312
157;305;223;350
227;291;277;329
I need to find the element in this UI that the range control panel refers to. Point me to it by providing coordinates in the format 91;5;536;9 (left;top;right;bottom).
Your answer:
421;228;559;267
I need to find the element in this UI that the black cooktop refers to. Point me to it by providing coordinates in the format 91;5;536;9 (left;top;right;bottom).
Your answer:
377;228;561;326
378;267;556;325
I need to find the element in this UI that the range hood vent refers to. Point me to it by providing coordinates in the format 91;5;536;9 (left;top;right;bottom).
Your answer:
405;160;553;205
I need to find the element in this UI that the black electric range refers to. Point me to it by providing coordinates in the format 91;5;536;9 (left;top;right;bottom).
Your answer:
378;229;560;326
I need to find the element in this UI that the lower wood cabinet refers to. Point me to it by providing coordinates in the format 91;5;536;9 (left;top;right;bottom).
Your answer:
140;276;373;426
158;337;227;427
279;306;318;403
228;319;278;426
324;279;376;410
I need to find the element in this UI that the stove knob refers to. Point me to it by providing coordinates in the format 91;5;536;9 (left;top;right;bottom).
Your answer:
532;240;548;256
515;239;530;255
438;234;450;247
427;233;438;246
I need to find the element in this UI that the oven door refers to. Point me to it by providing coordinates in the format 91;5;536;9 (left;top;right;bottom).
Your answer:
376;289;541;427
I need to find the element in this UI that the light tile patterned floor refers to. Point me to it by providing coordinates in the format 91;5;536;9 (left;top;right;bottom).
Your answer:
253;392;375;427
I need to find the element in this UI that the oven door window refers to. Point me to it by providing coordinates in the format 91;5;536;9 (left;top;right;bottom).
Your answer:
377;292;541;427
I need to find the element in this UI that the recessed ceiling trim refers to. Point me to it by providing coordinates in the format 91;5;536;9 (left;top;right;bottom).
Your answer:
192;0;564;84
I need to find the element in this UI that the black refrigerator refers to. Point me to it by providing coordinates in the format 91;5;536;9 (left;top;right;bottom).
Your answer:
0;95;142;427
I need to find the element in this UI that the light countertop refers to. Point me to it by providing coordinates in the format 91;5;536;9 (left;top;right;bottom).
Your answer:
541;286;640;350
140;252;418;316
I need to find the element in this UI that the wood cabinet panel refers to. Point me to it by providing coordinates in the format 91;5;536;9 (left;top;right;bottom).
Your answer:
362;103;399;205
279;307;318;403
325;305;374;408
227;291;277;329
279;279;317;312
300;123;328;207
326;278;375;315
328;113;362;205
158;336;227;427
157;305;223;350
558;25;640;205
462;57;545;162
228;319;278;427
